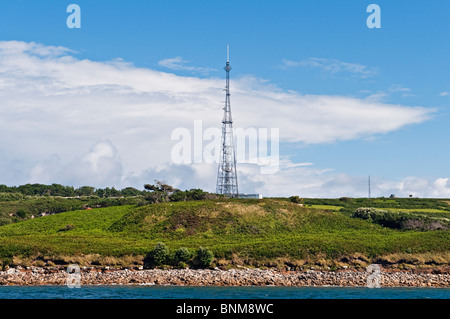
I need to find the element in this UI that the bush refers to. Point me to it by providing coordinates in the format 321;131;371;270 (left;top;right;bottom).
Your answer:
0;217;12;226
1;258;12;271
289;196;303;204
352;207;450;231
195;247;214;268
178;261;188;269
174;247;193;264
150;242;170;266
16;209;27;219
58;224;76;232
353;207;388;220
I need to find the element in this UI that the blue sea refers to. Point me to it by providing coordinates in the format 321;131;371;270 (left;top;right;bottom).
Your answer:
0;285;449;299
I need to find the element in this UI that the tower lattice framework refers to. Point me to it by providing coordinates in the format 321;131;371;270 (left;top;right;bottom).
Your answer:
216;47;238;197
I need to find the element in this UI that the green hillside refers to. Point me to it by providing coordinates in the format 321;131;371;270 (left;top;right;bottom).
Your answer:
0;198;449;269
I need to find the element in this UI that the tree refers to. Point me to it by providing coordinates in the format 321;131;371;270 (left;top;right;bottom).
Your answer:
144;180;178;203
75;186;95;196
96;188;105;198
289;196;304;204
121;187;142;197
169;188;217;202
145;191;165;204
109;187;121;197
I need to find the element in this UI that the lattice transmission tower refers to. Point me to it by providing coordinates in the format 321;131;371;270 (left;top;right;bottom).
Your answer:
216;46;239;197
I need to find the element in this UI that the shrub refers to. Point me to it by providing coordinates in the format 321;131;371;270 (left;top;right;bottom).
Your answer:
174;247;193;264
16;209;27;219
178;261;188;269
58;224;76;232
33;260;46;267
289;196;303;204
352;207;450;231
150;242;170;266
195;247;214;268
0;217;12;226
1;258;12;271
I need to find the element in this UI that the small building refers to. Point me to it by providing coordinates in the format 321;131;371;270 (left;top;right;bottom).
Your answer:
238;193;263;199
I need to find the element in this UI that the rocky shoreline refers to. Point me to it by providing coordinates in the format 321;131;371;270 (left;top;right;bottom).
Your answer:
1;267;449;287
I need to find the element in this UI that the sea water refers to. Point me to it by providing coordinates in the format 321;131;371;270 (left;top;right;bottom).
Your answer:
0;285;449;299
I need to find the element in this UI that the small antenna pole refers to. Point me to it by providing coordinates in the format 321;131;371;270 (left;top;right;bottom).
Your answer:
227;45;229;63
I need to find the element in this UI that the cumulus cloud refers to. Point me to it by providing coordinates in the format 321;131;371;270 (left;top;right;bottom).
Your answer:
128;160;450;198
0;40;436;195
29;140;123;188
63;140;123;187
237;162;450;198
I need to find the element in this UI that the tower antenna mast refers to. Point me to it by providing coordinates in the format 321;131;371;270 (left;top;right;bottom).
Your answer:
216;46;239;197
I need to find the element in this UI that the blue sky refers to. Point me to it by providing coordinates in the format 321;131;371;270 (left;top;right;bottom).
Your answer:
0;1;449;197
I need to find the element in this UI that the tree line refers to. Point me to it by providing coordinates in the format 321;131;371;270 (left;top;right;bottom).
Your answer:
0;181;218;203
0;183;145;198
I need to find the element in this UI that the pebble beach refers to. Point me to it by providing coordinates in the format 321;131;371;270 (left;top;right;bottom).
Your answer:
1;267;449;287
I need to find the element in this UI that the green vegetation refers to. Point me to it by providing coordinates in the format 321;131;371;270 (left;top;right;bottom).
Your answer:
0;183;146;198
309;205;343;211
143;244;213;268
144;181;218;204
0;196;448;270
352;207;450;231
289;196;304;204
147;242;170;266
302;197;450;214
0;193;145;225
0;182;218;226
195;247;214;268
174;247;193;264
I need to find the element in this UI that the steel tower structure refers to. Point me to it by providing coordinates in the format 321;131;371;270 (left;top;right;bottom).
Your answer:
216;46;239;197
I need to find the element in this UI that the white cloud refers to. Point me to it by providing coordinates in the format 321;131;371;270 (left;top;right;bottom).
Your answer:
239;161;450;198
375;176;450;198
389;85;411;93
29;140;123;188
364;91;388;102
440;91;449;96
388;85;414;98
158;56;215;74
0;41;436;195
360;85;414;102
134;160;450;198
281;57;377;78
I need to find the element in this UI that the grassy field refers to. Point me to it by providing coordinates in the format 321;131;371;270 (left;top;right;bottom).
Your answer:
308;205;343;211
0;193;145;226
0;197;449;269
